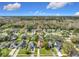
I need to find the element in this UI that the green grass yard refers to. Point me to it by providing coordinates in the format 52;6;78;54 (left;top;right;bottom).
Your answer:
1;48;11;57
40;48;53;56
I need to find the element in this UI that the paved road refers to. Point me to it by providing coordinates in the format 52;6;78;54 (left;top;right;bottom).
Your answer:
9;48;16;57
56;48;62;57
31;50;34;57
9;41;23;57
50;49;56;57
37;48;40;57
9;41;17;57
30;48;35;57
13;47;21;57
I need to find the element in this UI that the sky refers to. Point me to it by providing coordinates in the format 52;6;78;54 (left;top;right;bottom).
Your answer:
0;2;79;16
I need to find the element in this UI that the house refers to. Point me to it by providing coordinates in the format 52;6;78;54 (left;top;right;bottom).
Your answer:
21;33;27;40
29;41;35;51
11;34;18;41
48;41;52;49
76;44;79;48
20;40;26;48
37;35;44;48
10;42;16;49
54;40;62;50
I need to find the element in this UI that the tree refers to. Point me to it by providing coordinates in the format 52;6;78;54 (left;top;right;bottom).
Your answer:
61;41;76;56
71;36;79;44
45;34;64;43
31;34;38;42
27;24;34;32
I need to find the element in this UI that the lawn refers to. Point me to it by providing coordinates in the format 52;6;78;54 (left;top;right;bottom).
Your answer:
17;48;31;57
16;32;22;42
40;48;53;56
17;47;37;57
34;48;37;56
52;47;58;56
61;49;68;57
1;48;11;57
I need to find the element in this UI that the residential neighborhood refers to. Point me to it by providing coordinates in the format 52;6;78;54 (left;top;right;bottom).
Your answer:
0;16;79;57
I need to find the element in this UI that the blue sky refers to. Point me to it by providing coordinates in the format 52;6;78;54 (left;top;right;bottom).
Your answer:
0;2;79;16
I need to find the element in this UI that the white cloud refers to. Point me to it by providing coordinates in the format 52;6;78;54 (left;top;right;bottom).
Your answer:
74;12;79;16
33;11;61;16
33;11;46;15
3;3;21;11
55;13;60;16
47;2;69;9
